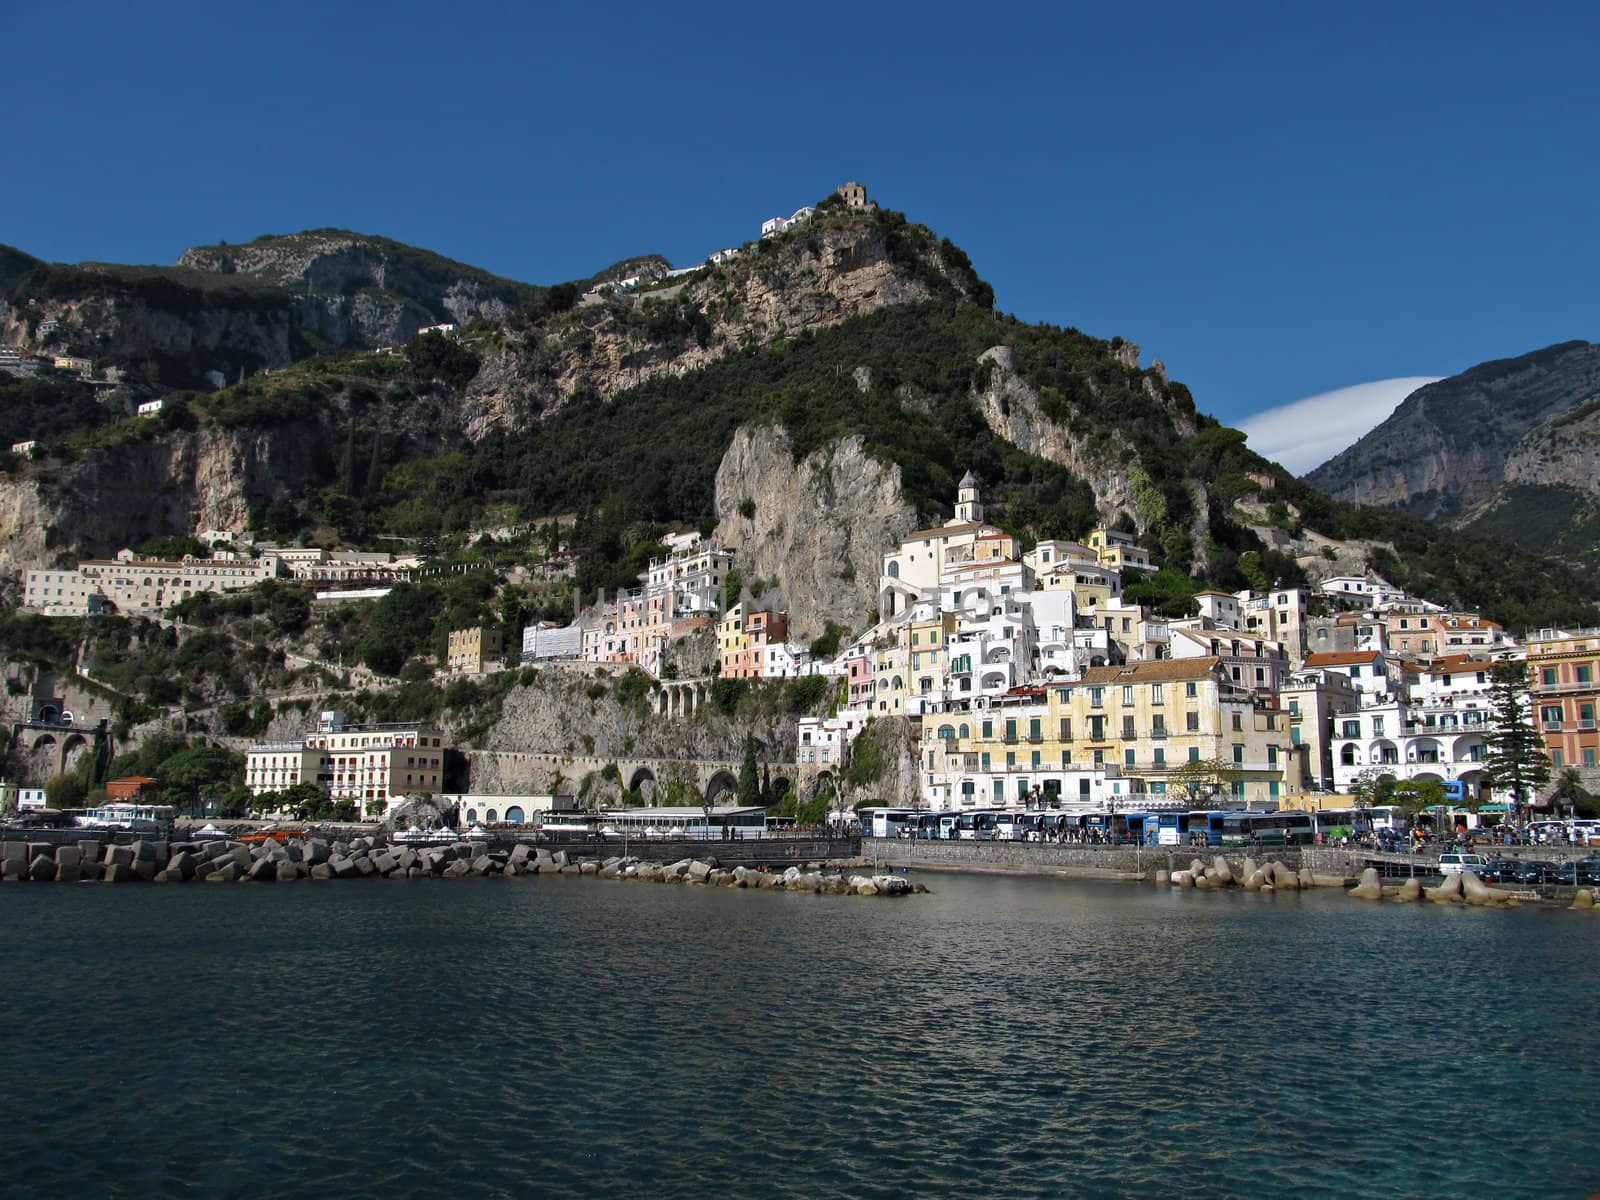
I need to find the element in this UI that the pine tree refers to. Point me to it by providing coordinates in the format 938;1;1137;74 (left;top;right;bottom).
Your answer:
760;763;772;806
1483;663;1551;821
737;734;760;808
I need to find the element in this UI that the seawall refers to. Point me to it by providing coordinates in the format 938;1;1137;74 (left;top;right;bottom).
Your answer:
865;840;1363;880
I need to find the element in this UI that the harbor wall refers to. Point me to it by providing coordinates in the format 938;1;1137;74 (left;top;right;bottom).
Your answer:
865;840;1364;878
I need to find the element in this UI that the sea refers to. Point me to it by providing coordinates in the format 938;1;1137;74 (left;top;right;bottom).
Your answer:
4;872;1598;1199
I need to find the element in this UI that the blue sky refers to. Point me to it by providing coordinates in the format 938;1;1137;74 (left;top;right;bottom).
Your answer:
8;1;1598;468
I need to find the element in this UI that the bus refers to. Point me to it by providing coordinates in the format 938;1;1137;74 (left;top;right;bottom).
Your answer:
1214;811;1315;846
860;808;920;839
956;810;1001;841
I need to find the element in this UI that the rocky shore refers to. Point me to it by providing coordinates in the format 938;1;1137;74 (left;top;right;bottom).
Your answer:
0;834;922;896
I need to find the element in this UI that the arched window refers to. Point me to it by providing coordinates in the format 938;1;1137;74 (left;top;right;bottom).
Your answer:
1340;745;1356;766
937;724;956;740
959;724;970;738
887;560;899;579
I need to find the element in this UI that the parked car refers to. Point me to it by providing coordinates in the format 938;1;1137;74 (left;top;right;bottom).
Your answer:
1554;860;1600;887
1438;852;1491;876
1513;860;1559;885
1479;859;1522;883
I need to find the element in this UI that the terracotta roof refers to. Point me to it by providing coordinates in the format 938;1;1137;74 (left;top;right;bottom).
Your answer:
1418;654;1486;675
1303;650;1382;668
1079;657;1222;685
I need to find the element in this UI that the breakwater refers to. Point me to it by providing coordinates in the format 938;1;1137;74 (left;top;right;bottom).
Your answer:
0;832;872;887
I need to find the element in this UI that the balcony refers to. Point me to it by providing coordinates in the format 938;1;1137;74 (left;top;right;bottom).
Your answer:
1150;728;1168;740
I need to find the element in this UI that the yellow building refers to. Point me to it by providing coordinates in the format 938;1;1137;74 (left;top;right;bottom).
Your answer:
1087;527;1154;573
446;625;503;674
920;657;1289;809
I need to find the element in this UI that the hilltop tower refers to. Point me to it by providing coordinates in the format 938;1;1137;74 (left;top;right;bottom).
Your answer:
955;470;983;524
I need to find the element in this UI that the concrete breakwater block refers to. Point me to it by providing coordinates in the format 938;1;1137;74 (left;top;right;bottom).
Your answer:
1348;868;1383;900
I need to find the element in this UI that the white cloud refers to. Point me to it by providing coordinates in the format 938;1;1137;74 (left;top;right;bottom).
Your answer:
1236;377;1443;475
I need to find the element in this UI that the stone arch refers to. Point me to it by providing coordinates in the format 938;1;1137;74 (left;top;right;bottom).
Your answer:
771;775;792;802
59;732;90;775
628;765;658;794
704;769;738;802
504;806;526;824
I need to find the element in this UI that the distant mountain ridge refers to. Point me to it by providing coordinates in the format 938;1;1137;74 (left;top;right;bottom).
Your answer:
1303;341;1600;550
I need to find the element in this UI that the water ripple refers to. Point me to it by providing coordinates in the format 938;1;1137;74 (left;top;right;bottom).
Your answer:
0;874;1596;1198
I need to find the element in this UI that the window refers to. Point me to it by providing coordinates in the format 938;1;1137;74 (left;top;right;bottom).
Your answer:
1586;748;1597;768
1372;717;1385;736
1188;746;1200;763
1122;685;1134;705
1186;712;1200;732
1581;666;1593;684
1006;752;1015;767
980;752;990;770
1124;748;1136;767
1231;713;1242;731
1153;748;1165;766
1151;684;1164;704
1185;681;1197;698
1059;717;1072;740
1552;749;1564;767
1232;744;1244;764
1543;668;1557;686
1342;720;1360;738
1090;687;1104;708
1031;751;1040;768
982;720;992;738
1089;716;1106;740
1542;705;1564;727
1288;700;1300;717
1029;718;1041;742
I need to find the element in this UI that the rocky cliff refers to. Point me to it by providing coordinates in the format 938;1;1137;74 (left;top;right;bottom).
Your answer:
712;424;917;638
1303;340;1600;521
458;212;968;437
0;422;326;571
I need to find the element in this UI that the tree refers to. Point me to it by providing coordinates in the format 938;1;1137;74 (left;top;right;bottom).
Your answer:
737;735;760;808
1549;767;1597;818
1350;766;1397;827
45;772;86;808
1483;663;1552;821
1168;757;1239;807
1391;778;1447;828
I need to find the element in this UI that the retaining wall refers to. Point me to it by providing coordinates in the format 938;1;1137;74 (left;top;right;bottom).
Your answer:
867;839;1364;879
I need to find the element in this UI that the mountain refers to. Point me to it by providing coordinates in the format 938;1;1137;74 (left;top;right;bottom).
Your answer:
1303;341;1600;558
0;230;616;386
1;196;1596;634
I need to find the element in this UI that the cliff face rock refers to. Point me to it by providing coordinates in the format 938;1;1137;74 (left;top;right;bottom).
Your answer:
180;231;538;346
1;288;299;375
712;425;917;638
459;216;959;439
973;350;1139;524
1304;341;1600;521
0;423;325;570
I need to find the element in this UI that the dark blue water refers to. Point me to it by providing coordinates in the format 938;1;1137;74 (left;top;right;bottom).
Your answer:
3;873;1598;1198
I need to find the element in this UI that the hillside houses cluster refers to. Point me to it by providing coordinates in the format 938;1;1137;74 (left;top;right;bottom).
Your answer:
523;468;1575;816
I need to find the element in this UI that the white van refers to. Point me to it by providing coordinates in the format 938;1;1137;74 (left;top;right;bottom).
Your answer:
1438;852;1490;875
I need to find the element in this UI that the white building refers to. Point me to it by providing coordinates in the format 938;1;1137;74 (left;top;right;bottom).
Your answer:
137;399;164;417
245;711;449;813
522;623;581;662
24;549;279;616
